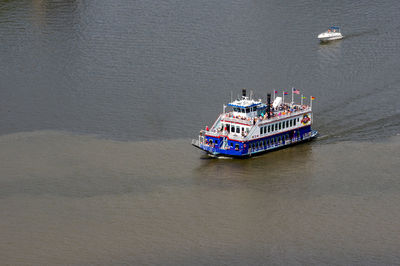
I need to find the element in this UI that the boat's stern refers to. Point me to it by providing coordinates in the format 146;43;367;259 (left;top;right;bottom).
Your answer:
191;138;220;156
191;135;249;157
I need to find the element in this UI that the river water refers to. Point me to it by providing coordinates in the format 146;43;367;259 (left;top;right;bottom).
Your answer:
0;0;399;265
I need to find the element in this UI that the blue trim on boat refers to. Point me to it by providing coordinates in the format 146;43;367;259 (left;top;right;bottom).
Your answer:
193;126;318;158
227;103;260;108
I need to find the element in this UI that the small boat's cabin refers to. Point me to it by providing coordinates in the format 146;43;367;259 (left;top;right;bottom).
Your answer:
328;26;340;33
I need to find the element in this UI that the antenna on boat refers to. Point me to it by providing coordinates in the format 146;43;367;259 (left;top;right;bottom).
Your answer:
242;88;246;98
250;90;253;100
267;93;271;119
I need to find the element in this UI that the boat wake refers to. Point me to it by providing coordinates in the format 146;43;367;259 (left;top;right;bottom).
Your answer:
344;29;379;39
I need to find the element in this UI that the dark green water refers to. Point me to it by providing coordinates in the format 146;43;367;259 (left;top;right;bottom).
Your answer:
0;0;399;264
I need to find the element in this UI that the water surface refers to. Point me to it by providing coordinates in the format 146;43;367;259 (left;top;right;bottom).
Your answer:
0;0;400;264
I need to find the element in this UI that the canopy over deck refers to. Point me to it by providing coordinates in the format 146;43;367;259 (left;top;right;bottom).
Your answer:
227;98;262;108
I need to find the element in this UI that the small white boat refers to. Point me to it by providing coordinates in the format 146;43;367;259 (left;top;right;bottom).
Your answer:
318;27;343;42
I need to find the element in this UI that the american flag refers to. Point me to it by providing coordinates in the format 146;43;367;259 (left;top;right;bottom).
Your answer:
292;88;300;94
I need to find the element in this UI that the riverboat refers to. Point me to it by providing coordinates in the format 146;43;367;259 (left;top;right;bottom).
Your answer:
192;89;318;158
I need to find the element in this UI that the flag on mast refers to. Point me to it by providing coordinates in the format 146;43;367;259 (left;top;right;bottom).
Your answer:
282;91;287;102
291;87;299;104
301;95;306;105
310;96;315;109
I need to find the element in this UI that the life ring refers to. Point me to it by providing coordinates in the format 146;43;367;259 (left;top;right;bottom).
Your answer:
301;114;310;125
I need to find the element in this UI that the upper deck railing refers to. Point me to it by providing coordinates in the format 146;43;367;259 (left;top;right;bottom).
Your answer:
221;105;311;126
203;104;312;141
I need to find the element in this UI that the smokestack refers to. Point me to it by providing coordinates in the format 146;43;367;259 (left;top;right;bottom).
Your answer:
242;89;246;98
267;93;271;119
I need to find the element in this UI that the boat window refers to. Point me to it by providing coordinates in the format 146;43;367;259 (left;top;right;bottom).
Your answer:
231;125;235;132
241;108;245;113
242;127;244;132
282;121;285;129
264;126;267;133
235;144;239;150
260;127;263;135
268;125;270;132
279;123;282;130
290;120;292;127
246;108;250;113
236;126;240;133
286;121;289;128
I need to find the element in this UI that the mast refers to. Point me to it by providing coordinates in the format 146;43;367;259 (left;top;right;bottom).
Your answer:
291;87;294;105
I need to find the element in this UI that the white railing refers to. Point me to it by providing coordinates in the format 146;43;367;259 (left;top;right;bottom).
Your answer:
221;107;311;126
210;114;223;131
201;107;312;141
221;116;253;126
